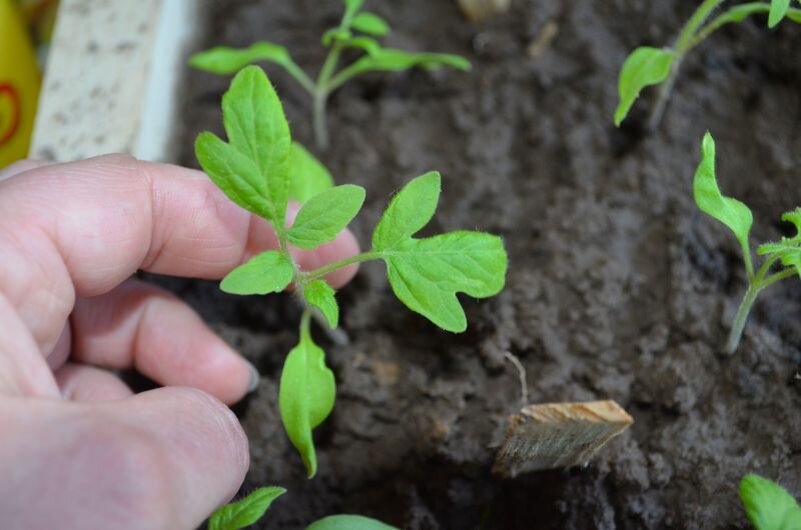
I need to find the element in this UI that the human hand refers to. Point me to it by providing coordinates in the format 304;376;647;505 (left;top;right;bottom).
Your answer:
0;155;359;530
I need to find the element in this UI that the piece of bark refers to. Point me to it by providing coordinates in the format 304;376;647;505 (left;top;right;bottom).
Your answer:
493;400;633;478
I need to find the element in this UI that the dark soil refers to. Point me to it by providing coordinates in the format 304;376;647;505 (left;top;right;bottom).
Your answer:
168;0;801;528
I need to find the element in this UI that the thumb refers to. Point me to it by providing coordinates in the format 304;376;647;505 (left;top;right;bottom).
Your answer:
0;387;249;530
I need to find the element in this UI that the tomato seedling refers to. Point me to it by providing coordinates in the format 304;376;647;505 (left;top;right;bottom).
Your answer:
190;0;470;150
693;132;800;353
739;474;801;530
195;65;507;477
615;0;801;130
209;486;397;530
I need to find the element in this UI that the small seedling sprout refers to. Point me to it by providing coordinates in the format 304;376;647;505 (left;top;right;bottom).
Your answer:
693;132;800;353
209;486;398;530
615;0;801;130
190;0;470;150
739;474;801;530
195;66;507;477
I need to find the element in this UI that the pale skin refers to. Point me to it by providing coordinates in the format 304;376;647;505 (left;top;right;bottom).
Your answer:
0;155;360;530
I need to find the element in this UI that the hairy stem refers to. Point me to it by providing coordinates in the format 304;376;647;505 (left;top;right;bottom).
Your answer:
302;251;382;282
726;283;759;355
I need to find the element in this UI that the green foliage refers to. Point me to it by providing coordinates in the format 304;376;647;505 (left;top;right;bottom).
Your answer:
614;0;801;128
221;251;294;295
196;66;507;477
190;0;470;149
303;280;339;328
288;185;366;249
692;133;800;353
739;474;801;530
306;515;400;530
373;173;507;332
279;316;336;478
692;132;753;260
288;142;334;202
613;47;674;126
196;66;290;226
208;487;286;530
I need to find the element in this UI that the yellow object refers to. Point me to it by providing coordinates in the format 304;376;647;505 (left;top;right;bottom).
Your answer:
0;0;41;168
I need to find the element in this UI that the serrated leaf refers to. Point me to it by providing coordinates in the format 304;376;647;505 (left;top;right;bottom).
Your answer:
279;327;335;478
769;0;791;27
289;142;334;202
208;487;286;530
306;514;399;530
352;12;390;36
693;132;753;258
304;280;339;328
221;251;294;295
756;208;801;277
196;66;291;227
613;46;674;126
383;231;507;332
288;185;365;249
739;474;801;530
373;172;441;251
189;42;292;75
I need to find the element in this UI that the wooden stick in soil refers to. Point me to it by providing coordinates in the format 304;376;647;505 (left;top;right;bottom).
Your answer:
493;400;633;478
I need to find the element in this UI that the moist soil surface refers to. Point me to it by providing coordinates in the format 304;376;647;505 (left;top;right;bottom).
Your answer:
168;1;801;528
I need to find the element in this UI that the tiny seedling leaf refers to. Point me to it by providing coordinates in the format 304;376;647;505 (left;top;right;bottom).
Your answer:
289;142;334;202
322;28;353;47
306;515;399;530
344;36;382;55
693;132;753;258
342;48;471;80
757;208;801;277
769;0;791;27
614;46;674;126
288;185;366;249
279;328;335;478
303;280;339;328
208;486;286;530
373;173;507;332
196;66;291;226
739;474;801;530
190;42;293;75
221;251;294;295
352;12;390;36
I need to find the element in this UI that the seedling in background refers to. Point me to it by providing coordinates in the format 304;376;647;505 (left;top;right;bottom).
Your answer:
209;486;397;530
195;66;507;478
614;0;801;130
693;132;800;353
190;0;470;150
739;474;801;530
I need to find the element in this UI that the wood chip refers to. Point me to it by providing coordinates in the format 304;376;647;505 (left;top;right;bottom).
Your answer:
493;400;633;478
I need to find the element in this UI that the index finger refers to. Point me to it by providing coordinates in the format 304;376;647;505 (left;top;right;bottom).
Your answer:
0;154;360;353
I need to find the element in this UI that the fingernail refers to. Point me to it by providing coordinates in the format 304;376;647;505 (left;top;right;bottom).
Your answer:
248;362;260;393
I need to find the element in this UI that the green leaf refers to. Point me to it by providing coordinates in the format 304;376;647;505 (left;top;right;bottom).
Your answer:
372;173;507;332
322;28;353;47
279;324;335;478
196;66;291;227
739;474;801;530
303;280;339;328
352;12;390;36
757;208;801;277
343;36;382;56
373;171;441;251
221;251;294;295
770;0;791;27
306;514;399;530
288;185;365;249
189;42;292;75
613;46;674;126
335;49;470;87
289;142;334;202
208;486;286;530
693;132;753;259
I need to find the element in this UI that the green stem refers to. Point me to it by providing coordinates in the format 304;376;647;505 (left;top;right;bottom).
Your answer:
760;267;797;289
649;0;726;130
301;250;382;282
742;241;755;282
313;89;330;151
300;308;312;340
283;61;316;95
726;283;759;354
